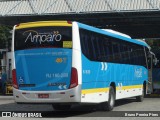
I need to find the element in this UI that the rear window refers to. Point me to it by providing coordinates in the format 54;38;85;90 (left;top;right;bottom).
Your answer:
14;26;72;50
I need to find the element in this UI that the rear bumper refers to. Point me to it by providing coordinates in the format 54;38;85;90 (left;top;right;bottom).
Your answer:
13;85;81;103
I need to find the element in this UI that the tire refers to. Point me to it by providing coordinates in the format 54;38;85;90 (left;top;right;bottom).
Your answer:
100;86;115;111
52;104;71;111
143;83;147;97
136;84;145;102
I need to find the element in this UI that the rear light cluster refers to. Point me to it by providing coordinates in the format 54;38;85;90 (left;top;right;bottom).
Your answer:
15;24;20;27
12;69;19;89
67;21;72;24
69;67;78;89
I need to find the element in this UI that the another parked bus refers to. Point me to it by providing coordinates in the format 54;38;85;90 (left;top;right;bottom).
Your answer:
146;39;160;92
12;21;152;111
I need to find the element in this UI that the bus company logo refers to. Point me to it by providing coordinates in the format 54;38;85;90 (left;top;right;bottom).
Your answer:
56;58;63;63
134;68;142;78
23;30;62;44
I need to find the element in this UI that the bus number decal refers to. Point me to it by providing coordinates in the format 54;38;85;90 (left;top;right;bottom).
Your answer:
55;58;67;63
56;58;63;63
83;70;91;75
46;73;68;78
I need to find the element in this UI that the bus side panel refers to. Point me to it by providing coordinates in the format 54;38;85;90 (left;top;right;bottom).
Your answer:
116;65;147;100
81;55;110;103
81;54;148;103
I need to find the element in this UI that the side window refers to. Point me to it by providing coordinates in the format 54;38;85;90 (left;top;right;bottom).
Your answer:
112;42;118;62
134;45;146;67
89;34;95;60
121;44;128;64
106;40;114;62
93;35;100;61
104;39;112;62
80;28;147;68
83;31;93;60
80;32;87;55
98;36;106;62
140;47;146;66
130;45;134;64
126;45;131;64
80;29;101;61
145;47;151;69
130;45;137;65
80;31;89;57
142;47;147;67
95;36;101;61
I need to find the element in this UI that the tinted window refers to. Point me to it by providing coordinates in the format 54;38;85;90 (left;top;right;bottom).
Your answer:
79;28;147;67
14;27;72;50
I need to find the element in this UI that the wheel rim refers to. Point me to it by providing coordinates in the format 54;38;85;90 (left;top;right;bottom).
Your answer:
110;91;114;107
142;86;144;97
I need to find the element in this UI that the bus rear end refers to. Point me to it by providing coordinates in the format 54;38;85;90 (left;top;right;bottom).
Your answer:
12;21;81;104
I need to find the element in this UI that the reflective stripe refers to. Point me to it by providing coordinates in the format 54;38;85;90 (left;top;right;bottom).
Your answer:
116;85;143;90
82;88;109;94
81;85;143;94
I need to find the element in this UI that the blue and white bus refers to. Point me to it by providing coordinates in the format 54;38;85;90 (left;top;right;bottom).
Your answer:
12;21;152;111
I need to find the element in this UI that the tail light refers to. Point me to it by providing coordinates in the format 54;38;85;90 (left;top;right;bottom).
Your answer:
69;67;78;89
12;69;19;89
15;24;20;27
67;21;72;24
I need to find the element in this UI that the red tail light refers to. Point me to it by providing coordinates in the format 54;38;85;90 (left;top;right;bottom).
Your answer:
12;69;19;89
67;21;72;24
69;67;78;89
15;24;20;27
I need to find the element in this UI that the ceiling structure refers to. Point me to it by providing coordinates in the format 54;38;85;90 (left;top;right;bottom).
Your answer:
0;0;160;38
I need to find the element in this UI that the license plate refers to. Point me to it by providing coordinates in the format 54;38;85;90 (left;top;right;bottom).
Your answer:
38;94;49;98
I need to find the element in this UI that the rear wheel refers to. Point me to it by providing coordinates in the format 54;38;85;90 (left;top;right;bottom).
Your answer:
52;104;72;111
100;86;115;111
136;84;145;102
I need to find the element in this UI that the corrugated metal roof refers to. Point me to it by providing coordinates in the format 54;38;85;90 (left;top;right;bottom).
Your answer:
0;0;160;16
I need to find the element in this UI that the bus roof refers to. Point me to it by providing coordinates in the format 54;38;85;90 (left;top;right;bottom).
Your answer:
15;21;72;30
77;22;150;48
102;29;131;39
14;20;150;48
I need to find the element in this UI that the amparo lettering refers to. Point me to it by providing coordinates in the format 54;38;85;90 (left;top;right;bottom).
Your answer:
23;30;62;44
